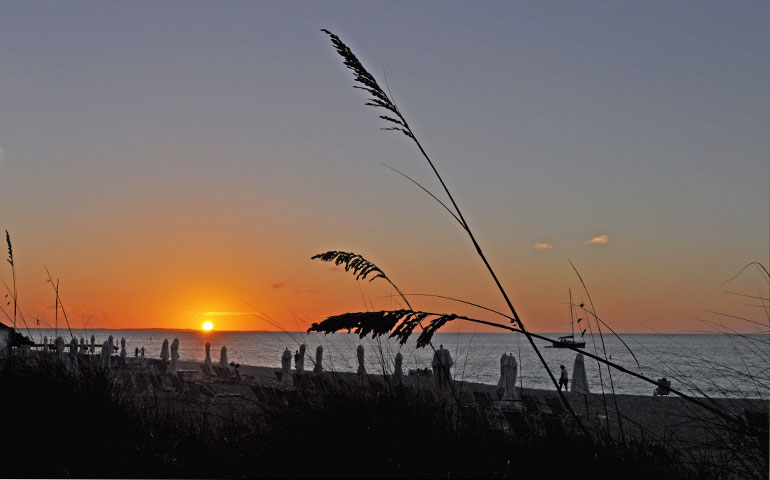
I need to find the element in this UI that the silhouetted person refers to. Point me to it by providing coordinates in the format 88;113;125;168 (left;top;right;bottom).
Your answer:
654;377;671;396
559;364;569;391
134;347;139;357
140;346;146;358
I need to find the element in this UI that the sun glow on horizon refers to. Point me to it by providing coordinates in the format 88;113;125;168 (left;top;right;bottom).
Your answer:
202;321;213;331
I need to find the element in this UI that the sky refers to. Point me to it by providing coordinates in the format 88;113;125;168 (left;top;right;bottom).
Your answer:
0;1;768;333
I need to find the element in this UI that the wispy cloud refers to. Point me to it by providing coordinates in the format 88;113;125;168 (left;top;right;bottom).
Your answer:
196;311;251;317
586;234;609;245
533;242;554;250
270;282;287;289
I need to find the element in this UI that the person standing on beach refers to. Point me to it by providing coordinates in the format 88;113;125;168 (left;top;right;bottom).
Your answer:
559;365;569;391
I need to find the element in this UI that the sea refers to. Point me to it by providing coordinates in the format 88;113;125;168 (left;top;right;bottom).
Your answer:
25;328;769;399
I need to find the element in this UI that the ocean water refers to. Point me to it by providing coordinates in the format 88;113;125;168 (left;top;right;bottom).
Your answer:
26;328;769;399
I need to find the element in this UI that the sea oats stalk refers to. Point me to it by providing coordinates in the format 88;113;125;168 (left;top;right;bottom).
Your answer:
317;31;756;435
569;259;625;442
320;29;574;414
311;251;413;310
311;251;452;380
5;230;16;333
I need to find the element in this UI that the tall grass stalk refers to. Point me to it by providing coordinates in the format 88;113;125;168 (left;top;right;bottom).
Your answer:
5;230;16;333
319;29;577;420
44;266;73;339
315;31;767;444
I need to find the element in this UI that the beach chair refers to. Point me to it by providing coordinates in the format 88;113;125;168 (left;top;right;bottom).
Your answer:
199;382;217;398
149;373;163;391
178;369;200;382
263;386;282;405
283;389;301;407
472;391;496;426
487;389;500;402
158;374;177;392
744;409;769;452
134;372;150;393
653;378;671;396
169;373;187;391
521;395;544;416
459;391;475;406
226;366;242;382
545;397;568;417
313;374;332;394
183;382;215;402
250;384;269;403
502;409;532;438
147;358;167;374
543;415;567;437
473;391;493;410
544;396;581;432
199;364;214;377
118;372;134;389
458;403;483;427
744;409;769;431
296;373;319;390
369;380;386;398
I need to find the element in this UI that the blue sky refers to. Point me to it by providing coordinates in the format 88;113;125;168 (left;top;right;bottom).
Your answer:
0;1;767;332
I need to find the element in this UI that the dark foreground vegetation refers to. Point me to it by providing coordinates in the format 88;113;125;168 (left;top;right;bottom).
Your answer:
0;357;738;479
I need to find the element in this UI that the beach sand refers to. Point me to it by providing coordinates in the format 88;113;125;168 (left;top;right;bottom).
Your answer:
172;359;767;452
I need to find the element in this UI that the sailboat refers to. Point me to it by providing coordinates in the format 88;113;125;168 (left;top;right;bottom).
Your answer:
551;289;586;348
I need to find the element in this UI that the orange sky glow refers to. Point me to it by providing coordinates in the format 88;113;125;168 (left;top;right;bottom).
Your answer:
0;3;767;335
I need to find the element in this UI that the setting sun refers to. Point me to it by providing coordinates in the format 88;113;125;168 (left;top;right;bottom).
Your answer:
202;321;213;331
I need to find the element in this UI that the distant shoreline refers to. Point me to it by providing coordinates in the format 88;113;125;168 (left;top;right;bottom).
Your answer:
22;328;737;335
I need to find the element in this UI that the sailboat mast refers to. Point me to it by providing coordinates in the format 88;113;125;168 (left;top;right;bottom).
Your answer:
569;288;575;340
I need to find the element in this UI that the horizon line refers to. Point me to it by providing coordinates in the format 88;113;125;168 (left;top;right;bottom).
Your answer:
19;327;734;335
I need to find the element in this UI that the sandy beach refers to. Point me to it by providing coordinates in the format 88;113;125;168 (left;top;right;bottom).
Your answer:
169;358;768;456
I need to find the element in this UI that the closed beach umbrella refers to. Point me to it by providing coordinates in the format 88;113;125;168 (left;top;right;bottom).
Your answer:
69;337;78;360
314;345;323;373
432;345;454;398
101;340;110;367
169;338;179;375
204;342;212;368
281;347;293;386
497;353;507;391
296;344;306;373
160;339;169;362
120;338;126;361
79;337;86;353
394;352;403;383
502;354;519;401
356;344;366;375
571;353;590;394
219;345;228;368
90;335;95;354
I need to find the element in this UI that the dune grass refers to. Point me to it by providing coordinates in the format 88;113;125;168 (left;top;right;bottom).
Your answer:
1;353;710;479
